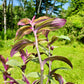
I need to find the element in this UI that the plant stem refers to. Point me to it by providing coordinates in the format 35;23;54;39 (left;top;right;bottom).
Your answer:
48;46;52;84
33;30;44;84
47;36;52;84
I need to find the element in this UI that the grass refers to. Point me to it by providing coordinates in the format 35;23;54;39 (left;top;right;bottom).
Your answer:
0;32;84;84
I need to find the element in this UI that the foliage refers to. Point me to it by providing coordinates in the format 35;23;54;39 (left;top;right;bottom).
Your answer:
0;16;73;84
0;29;16;40
64;10;84;43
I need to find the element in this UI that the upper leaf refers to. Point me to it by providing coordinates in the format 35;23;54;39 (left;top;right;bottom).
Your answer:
10;39;34;57
43;56;73;68
34;16;66;31
18;18;31;25
15;25;32;41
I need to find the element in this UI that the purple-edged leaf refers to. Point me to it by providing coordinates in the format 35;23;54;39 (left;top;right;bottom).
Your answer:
34;16;50;24
32;80;40;84
34;16;66;31
51;18;66;28
66;82;74;84
48;36;58;46
0;55;9;71
43;56;73;68
18;18;31;25
10;39;34;57
35;18;54;30
15;26;32;41
53;73;64;84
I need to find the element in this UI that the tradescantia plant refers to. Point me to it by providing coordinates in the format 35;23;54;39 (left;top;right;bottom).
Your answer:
0;16;74;84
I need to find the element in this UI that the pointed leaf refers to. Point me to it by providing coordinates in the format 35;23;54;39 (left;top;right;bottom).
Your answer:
18;18;31;25
50;67;69;76
15;26;32;40
10;39;34;57
27;72;40;78
53;73;64;84
57;35;70;41
6;59;23;67
34;16;66;31
34;16;50;24
43;56;73;68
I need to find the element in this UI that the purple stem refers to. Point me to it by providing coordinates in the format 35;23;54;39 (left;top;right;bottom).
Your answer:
32;28;44;84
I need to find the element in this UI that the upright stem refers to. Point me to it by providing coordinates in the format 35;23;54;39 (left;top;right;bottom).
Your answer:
46;37;52;84
33;30;44;84
48;46;52;84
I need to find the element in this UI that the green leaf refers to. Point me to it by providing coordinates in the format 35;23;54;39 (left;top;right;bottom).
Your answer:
16;80;26;84
27;72;40;78
6;59;23;67
57;35;70;41
10;39;34;57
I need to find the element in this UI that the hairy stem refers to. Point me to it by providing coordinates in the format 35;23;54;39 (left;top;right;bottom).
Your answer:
33;30;44;84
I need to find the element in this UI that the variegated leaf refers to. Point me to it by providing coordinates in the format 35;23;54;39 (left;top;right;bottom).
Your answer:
15;26;32;40
18;18;31;25
10;39;34;57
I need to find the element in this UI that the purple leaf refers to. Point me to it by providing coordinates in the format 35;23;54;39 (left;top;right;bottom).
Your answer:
43;56;73;68
51;18;66;28
0;55;9;71
53;73;64;84
10;39;34;57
